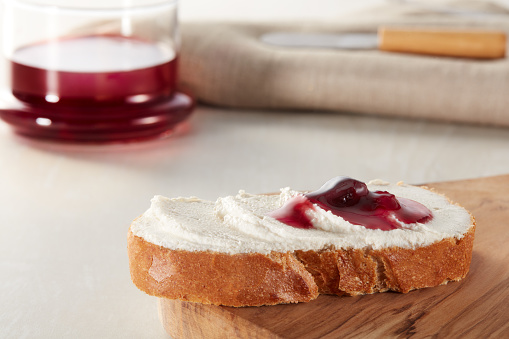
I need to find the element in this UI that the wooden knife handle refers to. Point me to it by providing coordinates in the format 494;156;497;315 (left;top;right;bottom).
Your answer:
378;27;507;59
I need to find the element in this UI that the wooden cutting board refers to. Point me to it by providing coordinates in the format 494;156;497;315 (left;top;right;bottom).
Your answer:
158;175;509;338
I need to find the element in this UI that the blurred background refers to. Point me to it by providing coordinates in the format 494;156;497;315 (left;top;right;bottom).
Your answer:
180;0;385;21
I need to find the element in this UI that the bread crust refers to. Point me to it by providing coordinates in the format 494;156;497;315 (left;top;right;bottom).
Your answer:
128;229;319;307
128;222;475;307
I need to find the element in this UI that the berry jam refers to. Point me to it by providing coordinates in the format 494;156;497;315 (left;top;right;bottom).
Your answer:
268;177;433;231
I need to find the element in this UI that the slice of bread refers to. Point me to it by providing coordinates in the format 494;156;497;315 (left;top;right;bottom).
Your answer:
128;180;475;307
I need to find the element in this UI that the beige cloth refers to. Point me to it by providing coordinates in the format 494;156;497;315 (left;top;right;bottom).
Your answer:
178;1;509;126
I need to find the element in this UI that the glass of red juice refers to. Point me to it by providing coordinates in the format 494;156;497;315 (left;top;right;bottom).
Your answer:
0;0;194;142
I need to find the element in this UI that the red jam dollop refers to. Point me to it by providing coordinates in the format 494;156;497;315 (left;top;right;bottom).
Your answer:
268;177;433;231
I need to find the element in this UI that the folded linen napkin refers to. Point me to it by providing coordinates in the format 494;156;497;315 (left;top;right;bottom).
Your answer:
178;0;509;126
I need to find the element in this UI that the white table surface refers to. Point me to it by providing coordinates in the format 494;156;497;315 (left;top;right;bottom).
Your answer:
2;1;509;338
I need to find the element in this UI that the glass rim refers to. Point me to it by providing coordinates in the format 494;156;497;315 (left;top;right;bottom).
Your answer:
2;0;178;14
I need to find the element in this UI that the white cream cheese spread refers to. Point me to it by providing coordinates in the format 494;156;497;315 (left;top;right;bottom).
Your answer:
130;180;473;254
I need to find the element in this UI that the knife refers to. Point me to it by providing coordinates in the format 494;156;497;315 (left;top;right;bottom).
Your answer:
260;27;507;59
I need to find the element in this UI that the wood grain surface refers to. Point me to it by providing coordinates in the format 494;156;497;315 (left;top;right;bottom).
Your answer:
158;175;509;338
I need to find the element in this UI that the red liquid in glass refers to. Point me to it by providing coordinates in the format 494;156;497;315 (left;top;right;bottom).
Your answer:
11;58;177;106
0;35;193;142
268;177;433;231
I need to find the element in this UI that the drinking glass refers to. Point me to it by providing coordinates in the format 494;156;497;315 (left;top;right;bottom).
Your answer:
0;0;193;142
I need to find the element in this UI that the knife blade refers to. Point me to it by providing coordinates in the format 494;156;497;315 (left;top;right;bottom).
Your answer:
261;32;379;50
